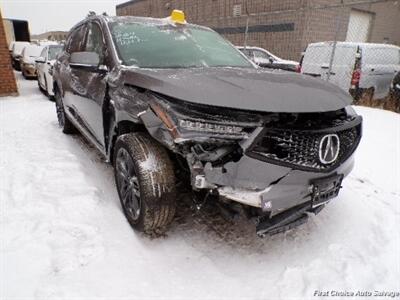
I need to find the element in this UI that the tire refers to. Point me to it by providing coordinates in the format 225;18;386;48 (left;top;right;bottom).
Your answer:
44;76;54;101
38;77;45;93
54;87;76;134
113;133;176;234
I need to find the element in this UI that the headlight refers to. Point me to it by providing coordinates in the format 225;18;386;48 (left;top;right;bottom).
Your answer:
179;119;245;136
149;96;258;140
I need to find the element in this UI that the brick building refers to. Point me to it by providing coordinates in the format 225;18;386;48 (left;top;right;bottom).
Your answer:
0;11;18;96
116;0;400;60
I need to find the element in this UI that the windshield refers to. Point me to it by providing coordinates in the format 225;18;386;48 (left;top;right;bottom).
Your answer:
48;46;63;60
109;22;253;68
23;45;43;58
12;42;30;55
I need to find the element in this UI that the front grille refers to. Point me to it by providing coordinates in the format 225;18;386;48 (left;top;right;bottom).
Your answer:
247;117;362;172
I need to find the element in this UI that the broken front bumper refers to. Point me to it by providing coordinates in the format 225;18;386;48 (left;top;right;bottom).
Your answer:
204;152;354;217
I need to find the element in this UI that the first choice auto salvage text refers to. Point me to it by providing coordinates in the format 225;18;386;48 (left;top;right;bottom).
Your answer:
314;290;400;298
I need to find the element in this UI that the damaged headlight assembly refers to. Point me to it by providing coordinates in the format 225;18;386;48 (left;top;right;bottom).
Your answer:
179;120;246;136
148;97;258;142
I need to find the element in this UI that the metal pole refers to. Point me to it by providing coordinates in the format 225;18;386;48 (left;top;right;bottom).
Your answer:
244;16;249;50
244;0;249;50
327;0;344;81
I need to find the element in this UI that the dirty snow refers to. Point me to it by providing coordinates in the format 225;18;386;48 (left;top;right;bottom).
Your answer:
1;73;399;299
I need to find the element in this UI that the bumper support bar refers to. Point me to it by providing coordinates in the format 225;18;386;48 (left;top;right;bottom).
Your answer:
256;202;324;237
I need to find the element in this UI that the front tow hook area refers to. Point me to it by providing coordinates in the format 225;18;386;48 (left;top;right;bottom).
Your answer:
256;202;325;237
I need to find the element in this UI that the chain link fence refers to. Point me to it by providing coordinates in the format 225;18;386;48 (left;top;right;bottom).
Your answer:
224;0;400;111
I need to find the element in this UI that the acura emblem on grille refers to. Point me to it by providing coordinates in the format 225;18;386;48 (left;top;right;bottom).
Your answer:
319;134;340;164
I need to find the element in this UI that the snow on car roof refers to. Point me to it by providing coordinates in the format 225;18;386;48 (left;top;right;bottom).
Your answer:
71;14;212;33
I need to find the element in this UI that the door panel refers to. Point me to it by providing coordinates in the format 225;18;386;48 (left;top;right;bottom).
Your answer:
69;22;108;148
37;47;47;88
62;25;88;115
301;45;331;79
329;46;357;92
361;47;400;98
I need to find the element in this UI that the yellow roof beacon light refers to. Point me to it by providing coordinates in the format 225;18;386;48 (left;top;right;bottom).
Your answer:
170;9;186;25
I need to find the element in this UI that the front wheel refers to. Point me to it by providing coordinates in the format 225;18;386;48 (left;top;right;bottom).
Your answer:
113;133;176;234
54;88;75;134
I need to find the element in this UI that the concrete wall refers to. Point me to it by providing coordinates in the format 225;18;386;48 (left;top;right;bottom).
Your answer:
0;11;18;96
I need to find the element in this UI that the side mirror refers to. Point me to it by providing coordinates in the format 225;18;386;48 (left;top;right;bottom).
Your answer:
269;58;275;64
70;51;100;71
35;57;46;64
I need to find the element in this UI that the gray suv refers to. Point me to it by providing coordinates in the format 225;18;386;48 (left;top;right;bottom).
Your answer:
53;13;362;237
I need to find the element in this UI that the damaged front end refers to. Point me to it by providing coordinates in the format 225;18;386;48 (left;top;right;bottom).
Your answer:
138;94;362;237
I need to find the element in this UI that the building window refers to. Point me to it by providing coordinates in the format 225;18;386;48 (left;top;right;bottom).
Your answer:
233;4;242;17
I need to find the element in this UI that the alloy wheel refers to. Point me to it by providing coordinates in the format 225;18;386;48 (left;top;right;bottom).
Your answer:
55;92;65;127
116;148;141;220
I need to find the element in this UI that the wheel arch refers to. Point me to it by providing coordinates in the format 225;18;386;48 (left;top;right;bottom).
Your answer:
106;112;147;163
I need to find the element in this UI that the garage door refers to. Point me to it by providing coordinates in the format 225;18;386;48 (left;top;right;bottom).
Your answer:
346;10;373;42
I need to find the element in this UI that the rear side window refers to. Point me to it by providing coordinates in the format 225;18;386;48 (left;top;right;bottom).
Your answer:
240;49;253;58
254;50;271;60
365;48;400;65
66;25;87;53
85;23;105;62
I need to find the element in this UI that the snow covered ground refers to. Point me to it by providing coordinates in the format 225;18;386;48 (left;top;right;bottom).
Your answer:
1;73;399;300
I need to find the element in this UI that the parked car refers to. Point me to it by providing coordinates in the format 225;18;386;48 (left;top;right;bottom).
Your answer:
38;40;60;47
237;46;299;72
390;71;400;100
10;41;30;71
300;42;400;100
36;44;63;98
20;44;44;78
9;41;16;56
53;12;362;237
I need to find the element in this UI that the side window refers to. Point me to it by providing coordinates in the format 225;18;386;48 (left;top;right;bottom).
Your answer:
85;23;105;62
241;49;252;58
66;25;87;54
254;50;271;60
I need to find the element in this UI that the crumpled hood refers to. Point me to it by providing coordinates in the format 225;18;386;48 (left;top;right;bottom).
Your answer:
119;67;352;113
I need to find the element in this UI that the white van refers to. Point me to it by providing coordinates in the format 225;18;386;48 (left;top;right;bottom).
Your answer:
300;42;400;100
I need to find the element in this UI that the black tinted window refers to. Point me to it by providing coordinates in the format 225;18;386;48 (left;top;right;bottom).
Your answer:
85;23;104;61
66;25;87;53
240;49;253;58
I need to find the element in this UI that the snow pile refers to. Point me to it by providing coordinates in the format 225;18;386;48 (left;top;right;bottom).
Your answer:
1;73;399;299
